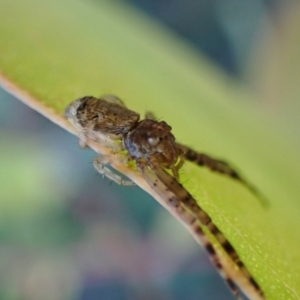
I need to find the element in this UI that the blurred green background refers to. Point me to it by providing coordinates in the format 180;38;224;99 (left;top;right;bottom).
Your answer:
1;0;299;299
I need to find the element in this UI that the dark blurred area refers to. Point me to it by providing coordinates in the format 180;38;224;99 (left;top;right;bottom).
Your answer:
0;0;291;299
125;0;291;76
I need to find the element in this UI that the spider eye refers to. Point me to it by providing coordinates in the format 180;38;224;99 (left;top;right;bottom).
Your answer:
148;137;159;146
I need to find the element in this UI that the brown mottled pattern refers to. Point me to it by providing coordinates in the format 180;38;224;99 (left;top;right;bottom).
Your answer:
75;96;140;137
124;119;184;179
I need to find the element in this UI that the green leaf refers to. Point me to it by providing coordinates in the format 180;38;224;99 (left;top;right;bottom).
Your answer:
1;0;300;299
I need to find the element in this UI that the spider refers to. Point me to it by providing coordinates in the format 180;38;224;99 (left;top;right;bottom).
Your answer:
65;95;266;300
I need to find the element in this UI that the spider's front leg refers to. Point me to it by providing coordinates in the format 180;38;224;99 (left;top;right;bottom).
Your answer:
93;154;135;186
136;158;243;300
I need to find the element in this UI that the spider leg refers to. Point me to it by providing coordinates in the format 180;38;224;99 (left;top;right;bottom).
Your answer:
93;155;135;186
137;159;243;300
145;157;265;300
145;111;156;120
178;144;269;207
